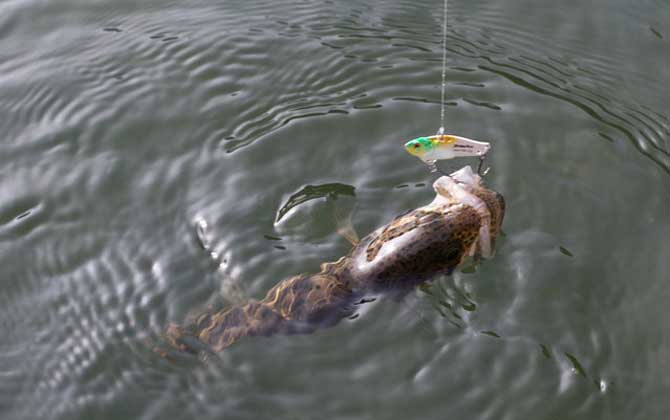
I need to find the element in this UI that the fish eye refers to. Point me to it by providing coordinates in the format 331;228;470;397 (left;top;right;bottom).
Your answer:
413;143;421;148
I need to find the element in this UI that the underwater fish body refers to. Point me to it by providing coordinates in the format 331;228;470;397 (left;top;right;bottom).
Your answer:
165;166;505;354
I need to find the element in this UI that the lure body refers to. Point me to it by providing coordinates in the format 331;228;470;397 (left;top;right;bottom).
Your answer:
405;135;491;163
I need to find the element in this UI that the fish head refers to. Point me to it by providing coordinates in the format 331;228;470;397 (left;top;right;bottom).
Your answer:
432;166;505;259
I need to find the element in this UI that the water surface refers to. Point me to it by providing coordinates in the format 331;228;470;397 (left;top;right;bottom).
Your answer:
1;0;670;419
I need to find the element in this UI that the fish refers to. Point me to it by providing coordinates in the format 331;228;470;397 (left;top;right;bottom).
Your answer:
404;135;491;164
161;165;504;355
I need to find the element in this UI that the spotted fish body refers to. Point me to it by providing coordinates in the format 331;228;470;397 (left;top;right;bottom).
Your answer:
165;166;505;354
349;166;504;292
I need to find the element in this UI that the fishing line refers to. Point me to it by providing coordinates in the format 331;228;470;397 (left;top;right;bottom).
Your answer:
438;0;448;136
438;0;490;177
403;0;492;176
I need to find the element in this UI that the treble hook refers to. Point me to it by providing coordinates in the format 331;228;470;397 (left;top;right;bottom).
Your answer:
427;160;450;177
428;156;488;178
477;153;490;177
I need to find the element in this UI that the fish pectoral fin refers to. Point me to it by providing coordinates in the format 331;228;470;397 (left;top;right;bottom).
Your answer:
331;195;359;246
337;225;360;246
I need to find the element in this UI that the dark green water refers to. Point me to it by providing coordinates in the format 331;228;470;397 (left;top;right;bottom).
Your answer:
2;0;670;419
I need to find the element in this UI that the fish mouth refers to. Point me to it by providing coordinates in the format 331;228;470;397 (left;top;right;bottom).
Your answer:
451;136;491;157
449;165;481;187
431;166;481;200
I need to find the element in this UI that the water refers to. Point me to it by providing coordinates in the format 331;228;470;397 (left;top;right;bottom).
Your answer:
1;0;669;419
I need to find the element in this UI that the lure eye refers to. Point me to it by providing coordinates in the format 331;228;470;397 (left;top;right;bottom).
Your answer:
413;143;421;148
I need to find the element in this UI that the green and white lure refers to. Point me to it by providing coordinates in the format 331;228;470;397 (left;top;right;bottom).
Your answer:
405;134;490;162
404;134;491;173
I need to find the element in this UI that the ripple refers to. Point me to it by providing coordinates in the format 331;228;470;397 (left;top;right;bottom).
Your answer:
0;235;180;419
0;195;42;231
462;98;502;111
183;2;670;176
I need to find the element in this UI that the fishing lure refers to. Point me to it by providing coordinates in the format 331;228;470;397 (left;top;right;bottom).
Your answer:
405;134;491;173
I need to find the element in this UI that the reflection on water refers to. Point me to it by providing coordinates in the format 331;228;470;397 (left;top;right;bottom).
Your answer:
1;0;670;419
